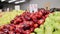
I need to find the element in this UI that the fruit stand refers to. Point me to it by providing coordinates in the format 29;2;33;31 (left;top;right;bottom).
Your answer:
0;8;60;34
0;0;60;34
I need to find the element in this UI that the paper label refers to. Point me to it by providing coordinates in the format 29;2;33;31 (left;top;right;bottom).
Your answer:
15;5;20;10
29;4;38;13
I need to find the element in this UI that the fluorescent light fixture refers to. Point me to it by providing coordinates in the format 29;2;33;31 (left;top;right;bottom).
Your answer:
8;0;16;3
15;0;25;4
1;0;5;2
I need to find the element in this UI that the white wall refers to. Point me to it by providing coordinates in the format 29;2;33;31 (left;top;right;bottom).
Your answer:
20;0;60;10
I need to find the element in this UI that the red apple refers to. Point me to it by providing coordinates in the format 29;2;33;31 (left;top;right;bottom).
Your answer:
38;19;45;25
34;24;38;28
30;27;34;32
24;30;31;34
45;14;48;18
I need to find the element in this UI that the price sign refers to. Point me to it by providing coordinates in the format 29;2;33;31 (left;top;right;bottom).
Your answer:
29;4;38;13
15;5;20;10
7;8;9;11
29;4;33;13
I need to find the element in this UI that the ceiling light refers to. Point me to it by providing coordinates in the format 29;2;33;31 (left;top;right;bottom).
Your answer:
1;0;5;2
8;0;16;3
15;0;25;4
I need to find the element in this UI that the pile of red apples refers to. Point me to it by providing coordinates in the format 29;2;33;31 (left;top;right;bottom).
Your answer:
0;8;50;34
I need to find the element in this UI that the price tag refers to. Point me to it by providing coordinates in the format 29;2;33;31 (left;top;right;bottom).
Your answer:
7;8;9;11
15;5;20;10
29;4;33;13
29;4;38;13
33;4;38;12
0;9;2;12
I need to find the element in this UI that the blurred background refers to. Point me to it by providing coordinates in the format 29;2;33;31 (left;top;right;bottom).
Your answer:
0;0;60;11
